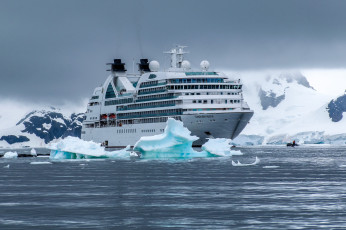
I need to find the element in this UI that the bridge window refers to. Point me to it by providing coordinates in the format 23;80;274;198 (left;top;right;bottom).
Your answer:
105;83;116;99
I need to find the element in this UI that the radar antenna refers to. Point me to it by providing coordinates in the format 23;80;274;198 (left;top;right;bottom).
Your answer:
164;45;189;70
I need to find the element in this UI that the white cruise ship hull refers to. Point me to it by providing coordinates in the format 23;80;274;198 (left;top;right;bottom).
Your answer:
81;111;253;147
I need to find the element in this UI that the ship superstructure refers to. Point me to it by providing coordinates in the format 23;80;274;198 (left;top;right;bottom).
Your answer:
81;46;254;147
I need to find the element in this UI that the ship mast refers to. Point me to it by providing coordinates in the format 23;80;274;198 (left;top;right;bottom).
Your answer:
164;46;188;71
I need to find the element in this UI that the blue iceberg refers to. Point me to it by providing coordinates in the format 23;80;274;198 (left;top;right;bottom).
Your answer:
134;118;241;159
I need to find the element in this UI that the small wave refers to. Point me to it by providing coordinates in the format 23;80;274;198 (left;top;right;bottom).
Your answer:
232;157;260;166
339;165;346;168
263;166;280;169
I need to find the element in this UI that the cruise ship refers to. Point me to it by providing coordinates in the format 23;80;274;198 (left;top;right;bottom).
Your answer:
81;46;254;147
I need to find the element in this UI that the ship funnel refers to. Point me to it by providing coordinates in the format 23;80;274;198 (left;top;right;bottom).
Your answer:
138;59;150;73
107;59;126;72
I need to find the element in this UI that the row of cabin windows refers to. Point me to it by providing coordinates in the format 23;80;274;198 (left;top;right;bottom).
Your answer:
192;100;241;104
138;86;166;95
116;129;136;134
169;78;222;83
142;129;156;133
105;98;133;106
117;100;177;111
84;116;182;129
185;72;218;76
137;93;176;102
168;84;242;90
117;109;183;118
185;92;239;96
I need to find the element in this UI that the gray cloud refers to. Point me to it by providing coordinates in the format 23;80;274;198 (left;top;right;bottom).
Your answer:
1;0;346;104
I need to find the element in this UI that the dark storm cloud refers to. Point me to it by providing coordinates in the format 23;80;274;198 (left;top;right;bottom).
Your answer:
1;0;346;104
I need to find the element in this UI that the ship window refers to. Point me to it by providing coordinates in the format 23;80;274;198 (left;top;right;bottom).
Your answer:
105;83;116;99
203;100;207;104
198;100;202;103
211;100;214;104
193;100;196;103
191;93;195;95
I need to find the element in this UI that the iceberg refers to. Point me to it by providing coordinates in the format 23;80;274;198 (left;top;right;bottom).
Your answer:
49;137;134;160
50;119;242;160
3;151;18;159
30;148;37;156
134;118;240;159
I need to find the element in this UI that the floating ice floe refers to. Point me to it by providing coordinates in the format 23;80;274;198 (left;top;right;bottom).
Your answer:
4;164;10;168
134;118;240;159
232;157;260;166
30;148;37;156
263;165;280;169
49;137;134;160
30;162;52;165
3;151;18;159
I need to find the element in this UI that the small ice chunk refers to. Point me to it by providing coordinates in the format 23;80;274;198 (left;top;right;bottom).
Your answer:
232;157;260;166
3;151;18;159
30;148;37;156
3;164;10;168
30;162;52;165
263;165;280;169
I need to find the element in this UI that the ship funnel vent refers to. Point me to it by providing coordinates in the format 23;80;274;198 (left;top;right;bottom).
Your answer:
138;59;150;72
107;59;126;72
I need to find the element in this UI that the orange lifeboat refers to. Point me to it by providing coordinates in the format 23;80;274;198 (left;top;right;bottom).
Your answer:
109;114;116;119
101;114;107;120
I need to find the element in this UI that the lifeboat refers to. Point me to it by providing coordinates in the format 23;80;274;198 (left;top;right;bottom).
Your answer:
109;114;116;119
101;114;107;120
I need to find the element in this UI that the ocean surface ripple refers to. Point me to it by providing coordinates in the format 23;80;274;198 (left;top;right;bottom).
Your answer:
0;146;346;229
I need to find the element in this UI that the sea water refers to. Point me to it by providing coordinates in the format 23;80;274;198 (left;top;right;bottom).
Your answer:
1;146;346;229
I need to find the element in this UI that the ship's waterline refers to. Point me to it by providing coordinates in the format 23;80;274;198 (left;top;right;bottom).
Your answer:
81;46;253;147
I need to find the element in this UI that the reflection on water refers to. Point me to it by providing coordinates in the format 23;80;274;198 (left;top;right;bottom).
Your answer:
0;146;346;229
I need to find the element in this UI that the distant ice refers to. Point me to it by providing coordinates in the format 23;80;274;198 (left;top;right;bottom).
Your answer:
30;148;37;156
263;165;280;169
30;162;52;165
3;151;18;159
232;157;260;166
3;164;10;168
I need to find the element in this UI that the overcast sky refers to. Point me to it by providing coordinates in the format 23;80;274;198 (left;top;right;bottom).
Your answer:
1;0;346;106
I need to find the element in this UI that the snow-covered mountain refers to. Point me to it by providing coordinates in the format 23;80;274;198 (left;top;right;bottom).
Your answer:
0;108;84;148
232;71;346;145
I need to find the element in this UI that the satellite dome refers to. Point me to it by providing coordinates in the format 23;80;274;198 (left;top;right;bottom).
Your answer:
200;60;210;71
149;60;160;72
181;60;191;70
